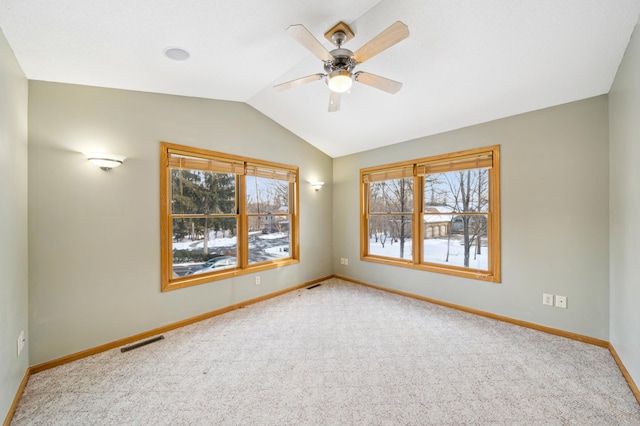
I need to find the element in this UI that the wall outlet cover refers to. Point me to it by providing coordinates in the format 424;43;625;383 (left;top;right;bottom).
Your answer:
17;330;25;356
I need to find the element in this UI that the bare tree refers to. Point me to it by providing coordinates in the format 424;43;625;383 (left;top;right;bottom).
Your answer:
440;168;488;267
382;178;413;259
379;230;387;248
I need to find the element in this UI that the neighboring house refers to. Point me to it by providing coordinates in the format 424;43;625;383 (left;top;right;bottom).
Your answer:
451;215;488;234
424;206;489;238
423;206;451;239
263;206;289;233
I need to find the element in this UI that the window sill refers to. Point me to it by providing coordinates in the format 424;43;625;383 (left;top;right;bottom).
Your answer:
361;255;500;283
162;258;300;292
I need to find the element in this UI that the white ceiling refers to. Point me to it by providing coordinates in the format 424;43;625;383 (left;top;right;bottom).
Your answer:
1;1;639;158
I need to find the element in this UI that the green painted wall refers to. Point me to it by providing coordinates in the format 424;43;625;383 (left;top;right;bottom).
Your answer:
27;82;333;365
0;29;29;421
334;96;610;340
609;15;640;389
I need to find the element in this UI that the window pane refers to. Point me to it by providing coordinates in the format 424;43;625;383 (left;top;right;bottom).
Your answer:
246;176;289;215
171;169;236;215
424;169;488;213
423;214;488;270
171;217;237;277
368;215;412;260
369;178;413;213
248;215;291;264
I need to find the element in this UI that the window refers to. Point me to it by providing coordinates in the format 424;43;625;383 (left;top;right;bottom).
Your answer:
361;145;500;282
161;142;299;291
364;167;414;261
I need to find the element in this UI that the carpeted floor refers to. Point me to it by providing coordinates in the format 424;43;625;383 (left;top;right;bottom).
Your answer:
11;278;640;425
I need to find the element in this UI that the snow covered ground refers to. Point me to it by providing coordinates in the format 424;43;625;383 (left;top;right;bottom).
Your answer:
173;230;487;272
369;235;488;270
172;229;239;251
172;230;290;271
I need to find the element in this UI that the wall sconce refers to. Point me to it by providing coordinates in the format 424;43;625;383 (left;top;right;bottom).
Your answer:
84;152;126;171
310;182;324;191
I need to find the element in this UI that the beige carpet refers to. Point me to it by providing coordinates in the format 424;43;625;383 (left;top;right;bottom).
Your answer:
11;278;640;425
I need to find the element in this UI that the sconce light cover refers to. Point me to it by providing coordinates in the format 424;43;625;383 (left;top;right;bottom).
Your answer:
84;152;127;171
311;181;325;191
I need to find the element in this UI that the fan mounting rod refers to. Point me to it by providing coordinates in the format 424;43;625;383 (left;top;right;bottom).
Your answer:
332;31;347;47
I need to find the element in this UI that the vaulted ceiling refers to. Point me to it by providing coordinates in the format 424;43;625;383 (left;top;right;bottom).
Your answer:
1;1;639;157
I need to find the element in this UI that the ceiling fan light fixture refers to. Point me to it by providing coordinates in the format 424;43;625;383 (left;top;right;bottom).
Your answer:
327;70;353;93
275;21;409;111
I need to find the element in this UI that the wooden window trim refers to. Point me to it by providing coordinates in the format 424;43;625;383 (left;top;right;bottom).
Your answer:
360;145;501;283
160;142;300;292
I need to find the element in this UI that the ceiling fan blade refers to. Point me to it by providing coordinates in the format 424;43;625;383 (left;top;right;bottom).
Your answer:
354;71;403;94
273;73;325;92
353;21;409;64
287;24;334;62
328;91;341;112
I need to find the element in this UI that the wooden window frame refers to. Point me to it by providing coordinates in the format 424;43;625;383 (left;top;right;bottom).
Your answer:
160;142;299;292
360;145;501;283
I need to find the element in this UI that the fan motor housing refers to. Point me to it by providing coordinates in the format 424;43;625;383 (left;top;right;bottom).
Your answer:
325;48;356;73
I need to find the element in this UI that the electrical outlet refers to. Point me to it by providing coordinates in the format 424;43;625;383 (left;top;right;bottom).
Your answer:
344;258;349;265
255;276;261;286
17;330;25;357
542;293;554;306
340;258;345;265
555;295;567;309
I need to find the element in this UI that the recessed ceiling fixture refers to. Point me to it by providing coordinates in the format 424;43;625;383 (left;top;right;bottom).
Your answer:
163;47;190;61
274;21;409;112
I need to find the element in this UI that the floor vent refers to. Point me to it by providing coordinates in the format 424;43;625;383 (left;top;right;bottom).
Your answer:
121;335;164;353
307;284;322;289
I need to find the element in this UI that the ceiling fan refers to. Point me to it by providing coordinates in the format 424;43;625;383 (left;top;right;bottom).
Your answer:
274;21;409;112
